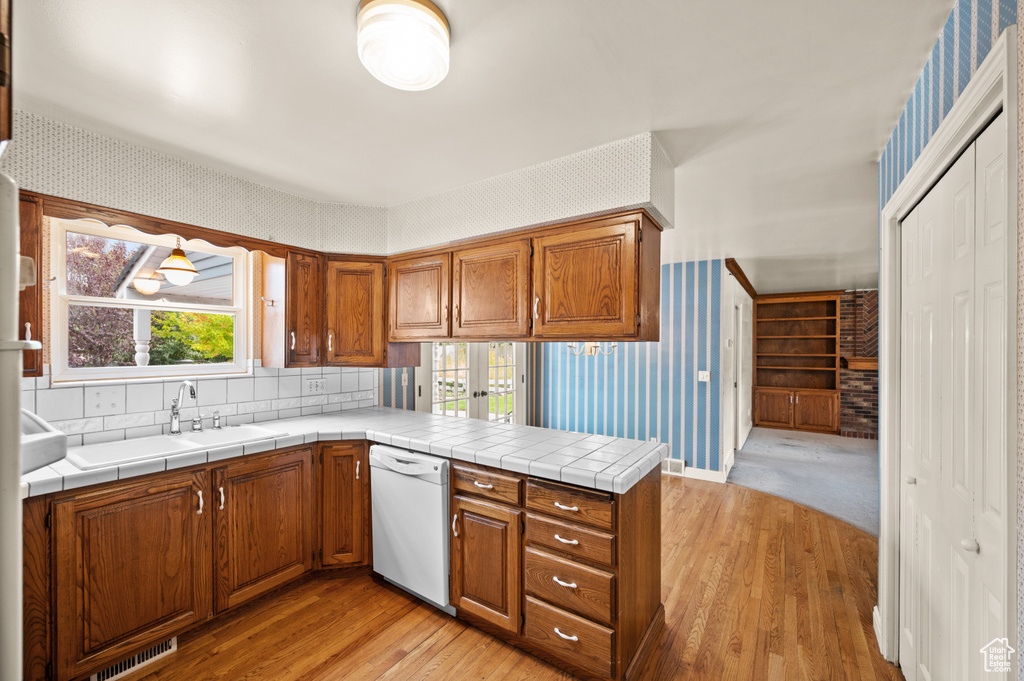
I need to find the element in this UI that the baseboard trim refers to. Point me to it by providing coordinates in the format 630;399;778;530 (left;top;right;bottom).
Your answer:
661;458;729;483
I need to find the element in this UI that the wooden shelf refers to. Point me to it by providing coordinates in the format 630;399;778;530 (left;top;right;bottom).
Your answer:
757;366;836;372
759;335;837;339
756;316;836;321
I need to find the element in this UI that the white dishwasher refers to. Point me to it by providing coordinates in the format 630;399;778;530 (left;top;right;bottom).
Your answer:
370;445;455;615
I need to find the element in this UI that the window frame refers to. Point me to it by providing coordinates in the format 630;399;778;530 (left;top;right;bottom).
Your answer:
50;218;249;383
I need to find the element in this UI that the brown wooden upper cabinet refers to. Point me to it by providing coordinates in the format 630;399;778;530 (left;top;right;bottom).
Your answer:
19;193;42;376
452;240;532;338
285;252;323;367
52;470;211;681
389;253;451;341
325;259;385;366
533;213;659;340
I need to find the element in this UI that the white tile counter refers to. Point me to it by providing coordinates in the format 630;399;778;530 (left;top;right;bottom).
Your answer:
21;406;670;498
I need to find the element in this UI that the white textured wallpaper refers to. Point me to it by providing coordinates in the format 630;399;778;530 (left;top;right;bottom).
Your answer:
1;111;674;257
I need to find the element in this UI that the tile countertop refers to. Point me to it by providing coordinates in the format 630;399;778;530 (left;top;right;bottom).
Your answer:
21;406;671;499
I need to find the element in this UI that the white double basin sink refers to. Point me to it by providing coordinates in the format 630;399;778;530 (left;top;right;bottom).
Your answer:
65;425;287;470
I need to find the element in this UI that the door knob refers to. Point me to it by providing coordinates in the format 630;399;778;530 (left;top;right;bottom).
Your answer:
904;476;917;485
960;538;980;553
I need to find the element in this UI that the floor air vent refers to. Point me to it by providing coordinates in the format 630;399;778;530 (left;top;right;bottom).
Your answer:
89;637;177;681
661;458;684;476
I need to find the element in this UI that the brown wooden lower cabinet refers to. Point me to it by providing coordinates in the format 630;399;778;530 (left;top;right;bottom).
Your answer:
321;442;369;567
754;387;839;434
451;463;663;681
52;470;211;681
450;495;522;635
28;443;661;681
213;448;313;613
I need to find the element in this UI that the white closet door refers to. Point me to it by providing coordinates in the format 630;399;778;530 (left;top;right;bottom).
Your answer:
898;111;1011;681
971;114;1010;679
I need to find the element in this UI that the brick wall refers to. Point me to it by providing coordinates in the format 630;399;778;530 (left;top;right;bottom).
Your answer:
839;290;878;439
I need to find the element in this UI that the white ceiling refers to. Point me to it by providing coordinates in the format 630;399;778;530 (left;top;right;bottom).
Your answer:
16;0;952;293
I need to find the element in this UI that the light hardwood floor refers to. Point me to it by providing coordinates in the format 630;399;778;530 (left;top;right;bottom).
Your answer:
130;476;903;681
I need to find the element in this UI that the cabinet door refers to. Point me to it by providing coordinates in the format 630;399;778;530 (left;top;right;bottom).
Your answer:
388;253;450;340
533;218;639;338
19;194;42;376
451;495;521;635
53;471;211;681
452;240;531;338
285;251;322;367
754;388;793;428
325;260;384;366
213;448;313;613
321;442;369;567
794;390;838;433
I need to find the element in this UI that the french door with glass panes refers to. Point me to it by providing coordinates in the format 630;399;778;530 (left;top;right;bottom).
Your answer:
415;342;526;423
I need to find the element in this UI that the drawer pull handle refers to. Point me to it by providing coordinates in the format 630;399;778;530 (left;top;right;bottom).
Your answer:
197;490;204;515
552;576;577;589
554;534;578;545
554;502;579;512
554;627;578;642
473;481;494;490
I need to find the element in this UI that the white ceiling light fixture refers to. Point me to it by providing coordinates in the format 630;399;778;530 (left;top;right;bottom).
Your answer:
132;276;161;296
157;237;199;287
357;0;450;91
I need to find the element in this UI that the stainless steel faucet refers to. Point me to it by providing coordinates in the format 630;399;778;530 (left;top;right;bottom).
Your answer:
170;380;196;435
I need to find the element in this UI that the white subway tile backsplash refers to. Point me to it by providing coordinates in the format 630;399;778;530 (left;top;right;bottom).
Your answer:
104;412;156;430
126;383;163;413
83;429;125;445
254;376;278;400
341;373;359;393
226;377;255;403
325;373;341;393
20;377;35;390
197;379;227;406
358;371;374;391
36;387;84;421
277;407;302;419
272;397;302;411
84;385;126;417
279;376;301;398
20;390;34;412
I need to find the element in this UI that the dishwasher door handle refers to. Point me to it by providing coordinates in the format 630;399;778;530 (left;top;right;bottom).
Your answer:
374;452;436;477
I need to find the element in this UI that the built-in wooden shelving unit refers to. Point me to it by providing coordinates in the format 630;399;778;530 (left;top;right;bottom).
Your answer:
753;292;841;433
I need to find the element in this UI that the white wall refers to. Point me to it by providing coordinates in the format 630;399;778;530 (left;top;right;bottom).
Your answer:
720;269;753;474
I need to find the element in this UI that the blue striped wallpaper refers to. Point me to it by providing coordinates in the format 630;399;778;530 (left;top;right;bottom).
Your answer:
535;260;724;472
879;0;1016;210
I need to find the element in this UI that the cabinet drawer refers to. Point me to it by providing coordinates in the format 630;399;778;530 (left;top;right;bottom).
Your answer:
526;513;615;567
525;547;614;626
525;596;614;679
452;464;522;506
526;479;615;530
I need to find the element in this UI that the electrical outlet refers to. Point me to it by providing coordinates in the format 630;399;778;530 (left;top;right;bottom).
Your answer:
698;370;710;382
401;372;408;387
305;379;326;394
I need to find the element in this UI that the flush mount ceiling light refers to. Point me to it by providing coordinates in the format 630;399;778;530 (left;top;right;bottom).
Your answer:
357;0;450;91
157;237;199;287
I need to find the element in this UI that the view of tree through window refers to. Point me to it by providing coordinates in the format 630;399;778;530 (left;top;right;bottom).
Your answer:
58;226;241;375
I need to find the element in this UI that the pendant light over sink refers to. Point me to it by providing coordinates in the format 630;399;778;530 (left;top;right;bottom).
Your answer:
356;0;450;91
157;237;199;287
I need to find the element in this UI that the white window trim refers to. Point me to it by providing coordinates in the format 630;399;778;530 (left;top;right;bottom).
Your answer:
50;218;249;383
414;341;527;423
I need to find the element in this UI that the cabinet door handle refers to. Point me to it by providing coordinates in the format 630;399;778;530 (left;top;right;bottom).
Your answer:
443;305;449;323
290;331;296;350
328;332;333;353
356;460;360;480
197;490;204;515
790;394;793;404
473;481;494;490
454;304;460;323
796;394;800;404
452;513;459;537
553;502;579;512
24;322;31;342
554;627;578;642
552;576;577;589
534;297;540;319
554;534;578;545
218;486;225;510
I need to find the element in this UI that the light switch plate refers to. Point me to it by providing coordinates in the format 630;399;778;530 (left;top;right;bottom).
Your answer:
401;372;408;387
698;370;710;382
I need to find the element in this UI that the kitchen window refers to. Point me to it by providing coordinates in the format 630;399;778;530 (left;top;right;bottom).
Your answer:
50;218;248;382
415;341;526;423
